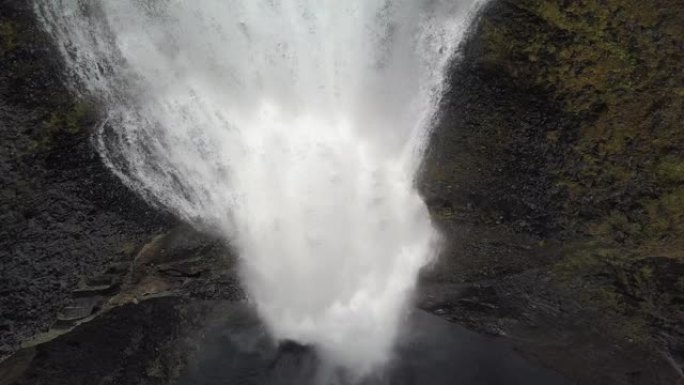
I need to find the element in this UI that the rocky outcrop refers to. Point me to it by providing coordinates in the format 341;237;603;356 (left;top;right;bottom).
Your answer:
0;225;242;385
420;1;684;384
0;0;173;360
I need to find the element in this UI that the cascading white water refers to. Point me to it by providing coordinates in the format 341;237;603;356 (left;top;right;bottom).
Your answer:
35;0;484;376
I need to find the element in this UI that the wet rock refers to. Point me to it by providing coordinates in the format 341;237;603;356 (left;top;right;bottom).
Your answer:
8;298;214;385
100;226;243;309
54;297;101;328
71;285;118;298
56;306;93;323
0;347;35;385
84;274;117;287
105;262;130;275
157;260;205;278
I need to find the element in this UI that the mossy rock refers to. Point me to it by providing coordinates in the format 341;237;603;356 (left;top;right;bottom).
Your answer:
29;101;98;152
480;0;684;246
0;21;18;52
425;0;684;352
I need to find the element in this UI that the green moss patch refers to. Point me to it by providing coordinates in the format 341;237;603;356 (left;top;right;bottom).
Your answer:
472;0;684;347
30;101;97;151
656;156;684;183
0;21;18;52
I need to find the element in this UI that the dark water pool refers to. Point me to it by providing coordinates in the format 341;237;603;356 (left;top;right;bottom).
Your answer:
179;304;571;385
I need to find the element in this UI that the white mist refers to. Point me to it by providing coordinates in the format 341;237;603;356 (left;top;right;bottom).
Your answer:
35;0;484;376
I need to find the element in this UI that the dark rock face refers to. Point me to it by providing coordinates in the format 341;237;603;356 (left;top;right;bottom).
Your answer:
8;298;206;385
420;0;684;383
1;227;243;384
0;0;174;359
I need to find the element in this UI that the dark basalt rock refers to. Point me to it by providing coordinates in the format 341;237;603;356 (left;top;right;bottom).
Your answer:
0;0;175;360
420;0;684;383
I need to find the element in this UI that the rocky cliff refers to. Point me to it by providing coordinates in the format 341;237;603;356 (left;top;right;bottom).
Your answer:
0;0;173;359
421;0;683;383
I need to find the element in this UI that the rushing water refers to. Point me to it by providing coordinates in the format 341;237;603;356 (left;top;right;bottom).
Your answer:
35;0;484;377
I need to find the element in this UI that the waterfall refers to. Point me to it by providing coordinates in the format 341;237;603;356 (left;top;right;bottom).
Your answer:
35;0;484;377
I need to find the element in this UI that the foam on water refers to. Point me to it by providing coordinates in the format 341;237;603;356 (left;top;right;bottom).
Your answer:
35;0;484;376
